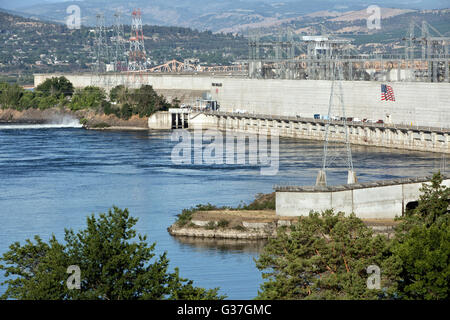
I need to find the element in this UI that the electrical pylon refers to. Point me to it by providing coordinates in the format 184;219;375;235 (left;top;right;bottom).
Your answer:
92;13;110;87
113;11;127;72
127;8;147;87
316;59;357;186
112;11;127;87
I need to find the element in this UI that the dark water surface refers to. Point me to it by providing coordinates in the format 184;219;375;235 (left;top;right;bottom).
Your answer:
0;126;445;299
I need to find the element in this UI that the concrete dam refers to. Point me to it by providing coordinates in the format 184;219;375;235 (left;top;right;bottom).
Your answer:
35;73;450;130
33;73;449;219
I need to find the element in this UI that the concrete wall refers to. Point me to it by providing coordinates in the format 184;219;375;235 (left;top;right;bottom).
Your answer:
275;177;450;219
199;112;450;153
35;73;450;129
148;111;172;129
212;78;450;129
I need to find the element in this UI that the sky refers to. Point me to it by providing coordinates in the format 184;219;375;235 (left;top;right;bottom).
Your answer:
0;0;70;10
0;0;448;11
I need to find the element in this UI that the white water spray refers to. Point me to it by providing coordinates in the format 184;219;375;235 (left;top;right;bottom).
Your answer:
0;116;83;130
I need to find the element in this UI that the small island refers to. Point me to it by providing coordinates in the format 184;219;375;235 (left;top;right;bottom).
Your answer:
168;193;399;240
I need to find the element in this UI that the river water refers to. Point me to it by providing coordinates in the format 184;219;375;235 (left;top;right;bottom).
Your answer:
0;125;446;299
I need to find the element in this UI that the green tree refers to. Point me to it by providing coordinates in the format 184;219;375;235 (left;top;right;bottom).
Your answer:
392;172;449;300
120;103;133;120
132;85;158;117
392;223;449;300
0;83;23;108
0;207;225;300
70;86;106;111
19;91;35;110
255;210;400;300
37;95;58;110
36;76;74;97
405;172;449;228
109;85;128;104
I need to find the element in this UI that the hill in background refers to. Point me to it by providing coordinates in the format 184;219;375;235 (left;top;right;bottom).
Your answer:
5;0;450;32
0;11;247;84
0;5;449;85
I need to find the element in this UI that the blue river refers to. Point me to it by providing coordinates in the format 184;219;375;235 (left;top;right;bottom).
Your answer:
0;125;445;299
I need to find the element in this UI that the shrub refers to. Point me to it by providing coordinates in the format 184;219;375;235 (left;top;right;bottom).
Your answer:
205;221;217;230
79;118;88;126
176;208;195;227
233;225;247;231
91;122;111;129
217;219;230;228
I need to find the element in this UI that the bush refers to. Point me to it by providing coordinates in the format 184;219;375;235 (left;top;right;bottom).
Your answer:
38;95;58;110
91;122;111;129
217;219;230;228
79;118;88;126
239;193;276;210
205;221;217;230
176;208;195;227
233;225;247;231
70;86;106;111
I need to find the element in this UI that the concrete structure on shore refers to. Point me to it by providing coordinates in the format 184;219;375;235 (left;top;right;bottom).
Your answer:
275;175;450;219
35;73;450;129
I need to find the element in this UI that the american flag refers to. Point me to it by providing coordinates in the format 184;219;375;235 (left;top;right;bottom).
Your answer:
381;84;395;101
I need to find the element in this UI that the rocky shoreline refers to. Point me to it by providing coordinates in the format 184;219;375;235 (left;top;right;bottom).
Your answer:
168;225;273;240
167;208;399;240
0;107;149;130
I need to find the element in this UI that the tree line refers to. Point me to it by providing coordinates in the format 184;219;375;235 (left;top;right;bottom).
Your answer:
0;76;172;120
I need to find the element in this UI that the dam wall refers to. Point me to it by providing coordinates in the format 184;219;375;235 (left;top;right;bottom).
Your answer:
275;175;450;219
148;111;450;153
35;73;450;129
212;79;450;130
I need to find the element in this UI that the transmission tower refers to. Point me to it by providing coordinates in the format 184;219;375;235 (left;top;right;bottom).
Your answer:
92;13;110;87
113;11;127;72
128;9;147;72
316;60;357;187
111;11;127;87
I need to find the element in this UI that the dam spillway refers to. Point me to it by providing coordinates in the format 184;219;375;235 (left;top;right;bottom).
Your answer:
148;110;450;154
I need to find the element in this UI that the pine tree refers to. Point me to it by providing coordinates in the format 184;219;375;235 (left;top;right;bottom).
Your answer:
255;210;400;300
0;207;225;300
392;172;449;300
